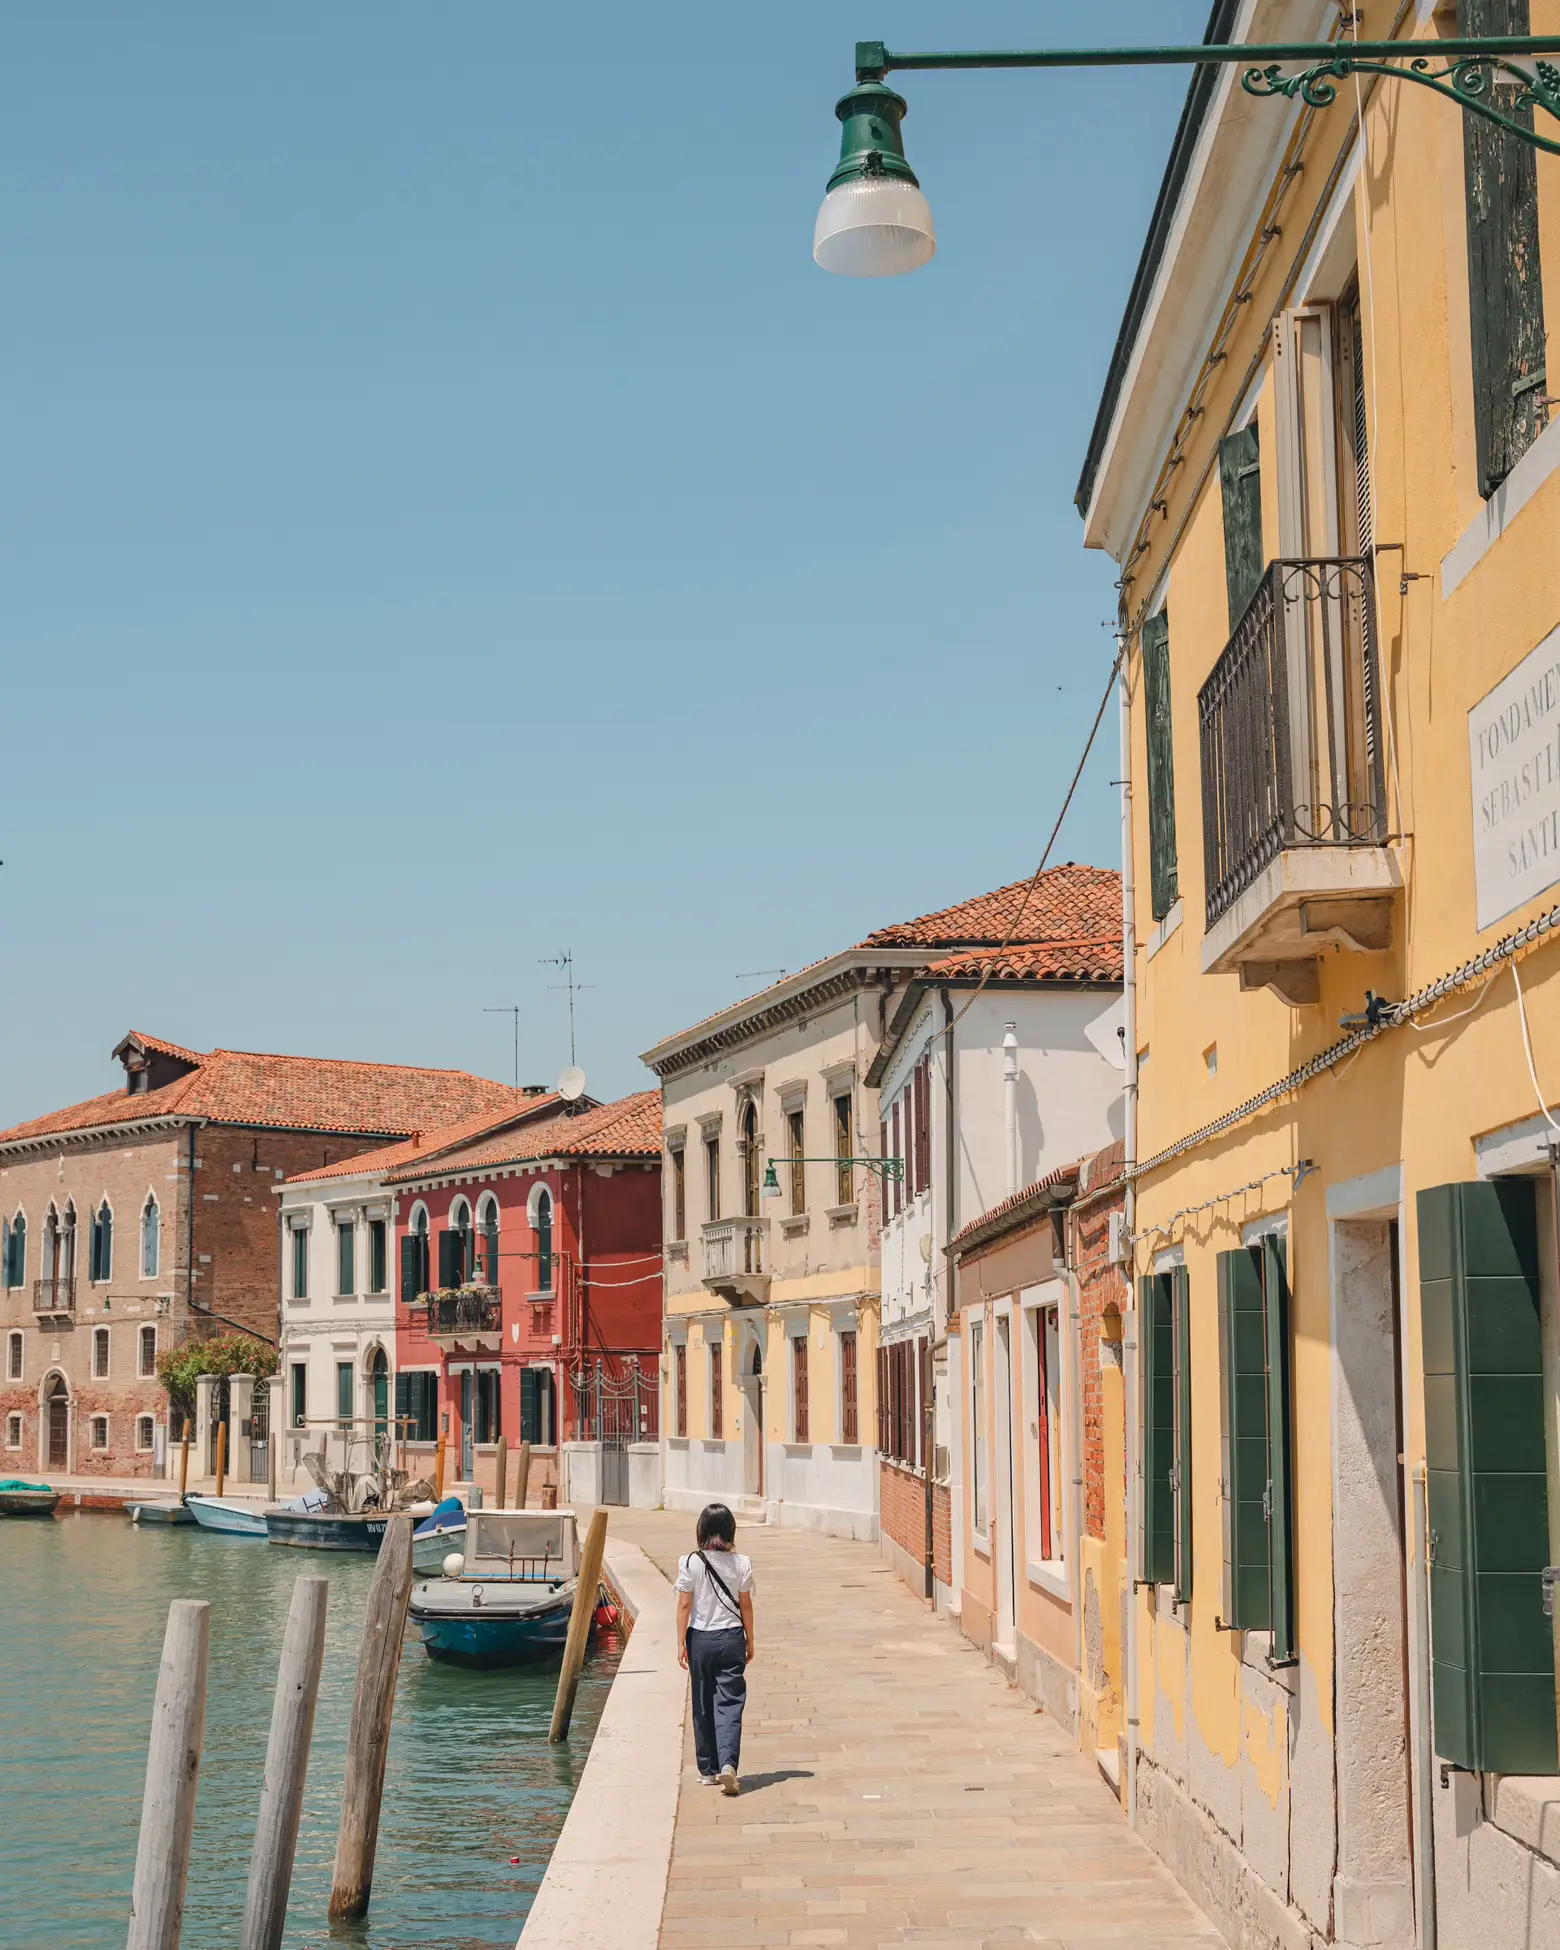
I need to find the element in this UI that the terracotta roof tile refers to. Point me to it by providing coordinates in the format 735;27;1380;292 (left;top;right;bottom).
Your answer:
285;1093;563;1185
863;863;1122;949
0;1038;520;1147
921;935;1123;986
385;1090;662;1184
123;1031;204;1065
951;1158;1081;1255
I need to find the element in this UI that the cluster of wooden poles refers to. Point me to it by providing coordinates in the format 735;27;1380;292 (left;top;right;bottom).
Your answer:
123;1502;611;1950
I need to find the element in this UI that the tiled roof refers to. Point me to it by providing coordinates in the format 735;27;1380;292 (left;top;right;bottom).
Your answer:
951;1159;1081;1256
122;1031;204;1065
284;1093;563;1186
863;863;1121;949
385;1090;663;1184
921;934;1123;986
0;1039;521;1147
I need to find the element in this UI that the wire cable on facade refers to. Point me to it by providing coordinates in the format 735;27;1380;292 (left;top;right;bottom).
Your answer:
1129;1161;1310;1254
1511;959;1560;1134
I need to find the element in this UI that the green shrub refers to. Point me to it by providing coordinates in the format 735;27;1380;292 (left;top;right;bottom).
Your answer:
157;1332;278;1416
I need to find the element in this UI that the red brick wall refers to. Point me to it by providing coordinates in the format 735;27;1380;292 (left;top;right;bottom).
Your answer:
1069;1143;1127;1542
932;1478;951;1589
880;1456;929;1566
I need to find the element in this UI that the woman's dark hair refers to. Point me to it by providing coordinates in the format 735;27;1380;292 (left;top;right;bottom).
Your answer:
696;1502;736;1548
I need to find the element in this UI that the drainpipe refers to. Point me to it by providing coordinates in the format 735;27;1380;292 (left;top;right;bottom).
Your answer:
941;985;960;1602
1119;654;1142;1831
1067;1196;1086;1738
1003;1024;1020;1199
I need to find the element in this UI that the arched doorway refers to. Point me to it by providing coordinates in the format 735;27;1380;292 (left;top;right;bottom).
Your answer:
41;1372;70;1472
741;1338;764;1499
369;1346;390;1462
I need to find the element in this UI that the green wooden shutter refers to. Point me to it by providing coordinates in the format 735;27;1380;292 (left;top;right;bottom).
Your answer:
438;1229;462;1289
394;1371;409;1430
1218;424;1264;629
1419;1178;1558;1774
1142;611;1179;923
520;1368;541;1444
1460;0;1548;499
1219;1246;1271;1630
1140;1274;1176;1584
1172;1265;1194;1604
400;1234;421;1304
1263;1235;1297;1667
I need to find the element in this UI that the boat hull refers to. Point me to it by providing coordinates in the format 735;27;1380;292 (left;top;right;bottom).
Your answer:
0;1490;59;1518
128;1500;194;1526
185;1495;269;1537
266;1511;388;1552
413;1521;466;1575
409;1591;575;1668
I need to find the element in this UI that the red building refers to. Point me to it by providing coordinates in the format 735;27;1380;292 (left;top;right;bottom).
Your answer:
388;1090;661;1502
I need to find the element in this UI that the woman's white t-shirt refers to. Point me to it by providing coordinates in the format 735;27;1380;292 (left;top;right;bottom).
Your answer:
675;1549;754;1633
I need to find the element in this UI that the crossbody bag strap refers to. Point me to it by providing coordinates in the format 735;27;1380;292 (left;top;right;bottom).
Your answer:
694;1549;744;1623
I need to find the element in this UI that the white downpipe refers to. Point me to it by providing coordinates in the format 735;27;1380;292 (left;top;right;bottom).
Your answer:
1119;656;1141;1831
1003;1024;1020;1199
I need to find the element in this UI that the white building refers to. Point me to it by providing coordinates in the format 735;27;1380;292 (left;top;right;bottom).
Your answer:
865;904;1124;1610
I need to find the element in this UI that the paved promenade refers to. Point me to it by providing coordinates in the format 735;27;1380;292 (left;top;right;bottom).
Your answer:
608;1509;1224;1950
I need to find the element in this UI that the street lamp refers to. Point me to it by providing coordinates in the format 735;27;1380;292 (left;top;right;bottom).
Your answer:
814;34;1560;277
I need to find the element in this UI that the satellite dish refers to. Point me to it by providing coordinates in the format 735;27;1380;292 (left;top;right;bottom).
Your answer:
557;1066;587;1103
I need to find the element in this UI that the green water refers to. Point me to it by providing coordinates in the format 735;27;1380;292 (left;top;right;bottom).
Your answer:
0;1513;620;1950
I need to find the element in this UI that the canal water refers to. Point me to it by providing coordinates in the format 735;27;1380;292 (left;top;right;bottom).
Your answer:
0;1512;620;1949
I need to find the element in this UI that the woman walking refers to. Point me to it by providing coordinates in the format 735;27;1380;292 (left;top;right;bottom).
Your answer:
675;1502;755;1796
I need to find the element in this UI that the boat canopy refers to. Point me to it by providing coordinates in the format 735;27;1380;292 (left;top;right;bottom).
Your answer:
463;1509;579;1579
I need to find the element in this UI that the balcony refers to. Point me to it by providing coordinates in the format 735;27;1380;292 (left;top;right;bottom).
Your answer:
700;1216;770;1306
421;1286;502;1349
1198;557;1400;1004
33;1277;76;1321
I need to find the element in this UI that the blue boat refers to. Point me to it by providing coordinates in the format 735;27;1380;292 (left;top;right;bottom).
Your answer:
412;1496;466;1575
409;1509;580;1669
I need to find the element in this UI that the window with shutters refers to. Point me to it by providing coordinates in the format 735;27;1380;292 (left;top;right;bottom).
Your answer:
673;1342;687;1437
336;1219;355;1297
1418;1178;1558;1773
971;1317;988;1532
92;1329;109;1383
7;1331;21;1382
90;1415;109;1452
840;1329;858;1444
1142;610;1179;923
290;1361;307;1430
792;1332;809;1442
710;1337;723;1438
1219;424;1264;628
1141;1267;1192;1598
1217;1236;1294;1661
705;1134;721;1223
1034;1305;1063;1563
669;1144;686;1240
337;1360;354;1431
437;1227;464;1290
533;1188;553;1293
368;1219;387;1295
478;1196;500;1289
475;1368;501;1444
139;1324;157;1379
1460;0;1548;499
291;1224;309;1301
89;1200;113;1284
141;1195;161;1279
136;1414;155;1452
833;1093;854;1206
788;1109;806;1214
2;1212;23;1289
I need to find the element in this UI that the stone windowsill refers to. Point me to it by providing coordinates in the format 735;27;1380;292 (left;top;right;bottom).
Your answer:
666;1241;689;1261
779;1215;810;1238
1488;1775;1560;1871
826;1203;859;1227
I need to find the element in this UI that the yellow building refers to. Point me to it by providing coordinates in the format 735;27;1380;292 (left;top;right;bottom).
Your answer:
1076;6;1560;1947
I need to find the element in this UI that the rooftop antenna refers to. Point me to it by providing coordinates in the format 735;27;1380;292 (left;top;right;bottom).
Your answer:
736;968;787;982
540;950;593;1067
483;1006;523;1088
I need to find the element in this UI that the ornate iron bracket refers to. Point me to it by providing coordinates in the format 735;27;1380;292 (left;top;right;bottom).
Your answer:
852;36;1560;156
1242;51;1560;153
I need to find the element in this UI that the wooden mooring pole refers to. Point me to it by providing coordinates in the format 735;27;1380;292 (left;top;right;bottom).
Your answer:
214;1422;227;1498
240;1576;328;1950
328;1513;413;1922
548;1509;607;1744
516;1440;532;1509
433;1432;446;1501
495;1433;508;1509
126;1598;210;1950
178;1429;190;1498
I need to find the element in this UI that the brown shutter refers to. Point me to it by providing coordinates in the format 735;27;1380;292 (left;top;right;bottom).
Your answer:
1142;610;1179;923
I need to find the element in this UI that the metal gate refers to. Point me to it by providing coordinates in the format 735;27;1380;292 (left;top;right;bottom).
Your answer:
208;1377;231;1472
568;1357;658;1506
249;1381;270;1486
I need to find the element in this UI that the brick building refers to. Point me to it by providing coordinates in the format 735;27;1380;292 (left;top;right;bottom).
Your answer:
0;1031;517;1479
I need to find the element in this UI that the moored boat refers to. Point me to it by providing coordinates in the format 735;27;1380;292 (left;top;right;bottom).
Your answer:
409;1508;581;1668
265;1508;389;1552
185;1493;270;1537
412;1496;466;1574
0;1479;60;1518
127;1498;194;1525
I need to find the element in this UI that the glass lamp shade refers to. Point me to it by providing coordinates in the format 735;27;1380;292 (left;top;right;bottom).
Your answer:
813;174;936;277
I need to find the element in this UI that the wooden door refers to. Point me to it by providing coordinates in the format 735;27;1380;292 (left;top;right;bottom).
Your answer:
48;1396;68;1469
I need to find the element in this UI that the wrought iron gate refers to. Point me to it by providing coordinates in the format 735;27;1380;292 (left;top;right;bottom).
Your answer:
249;1381;270;1485
568;1357;657;1505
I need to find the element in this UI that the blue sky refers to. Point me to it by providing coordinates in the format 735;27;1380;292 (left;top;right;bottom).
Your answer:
1;3;1209;1118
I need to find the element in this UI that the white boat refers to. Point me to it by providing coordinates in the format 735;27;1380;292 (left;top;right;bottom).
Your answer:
127;1498;193;1526
412;1496;466;1574
185;1493;270;1537
409;1509;581;1668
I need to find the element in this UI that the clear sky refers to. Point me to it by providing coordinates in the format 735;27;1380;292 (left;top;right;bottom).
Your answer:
2;2;1210;1120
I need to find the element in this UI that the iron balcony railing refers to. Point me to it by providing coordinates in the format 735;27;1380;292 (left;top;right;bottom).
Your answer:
1198;556;1388;930
424;1288;502;1337
33;1277;76;1317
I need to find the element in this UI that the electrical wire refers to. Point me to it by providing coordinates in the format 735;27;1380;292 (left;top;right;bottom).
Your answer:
1511;959;1560;1132
941;645;1125;1040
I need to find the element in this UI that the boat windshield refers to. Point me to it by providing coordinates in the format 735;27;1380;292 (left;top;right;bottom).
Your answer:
465;1511;578;1578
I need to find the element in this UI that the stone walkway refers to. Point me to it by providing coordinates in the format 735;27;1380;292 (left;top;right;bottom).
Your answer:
607;1509;1224;1950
